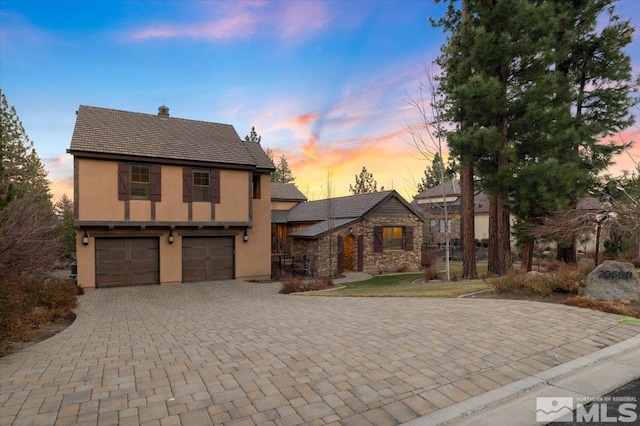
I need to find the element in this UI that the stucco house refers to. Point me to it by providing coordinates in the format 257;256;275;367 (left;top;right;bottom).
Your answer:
273;190;424;276
68;105;274;289
413;179;490;246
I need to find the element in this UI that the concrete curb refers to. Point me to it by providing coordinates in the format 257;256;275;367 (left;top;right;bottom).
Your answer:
403;333;640;426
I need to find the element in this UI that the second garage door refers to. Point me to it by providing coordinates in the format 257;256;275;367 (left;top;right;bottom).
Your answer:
182;236;234;282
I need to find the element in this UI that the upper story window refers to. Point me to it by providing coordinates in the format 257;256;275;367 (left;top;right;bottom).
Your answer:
252;174;261;199
183;167;220;203
130;165;150;199
193;170;210;202
118;163;160;201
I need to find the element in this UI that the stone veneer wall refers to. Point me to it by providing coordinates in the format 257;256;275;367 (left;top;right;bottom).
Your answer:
290;216;423;277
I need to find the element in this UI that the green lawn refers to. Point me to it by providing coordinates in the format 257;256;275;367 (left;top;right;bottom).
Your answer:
307;271;492;297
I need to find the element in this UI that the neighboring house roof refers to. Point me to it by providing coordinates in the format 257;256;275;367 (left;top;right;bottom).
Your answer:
271;183;308;202
68;105;275;171
271;210;290;224
415;179;460;199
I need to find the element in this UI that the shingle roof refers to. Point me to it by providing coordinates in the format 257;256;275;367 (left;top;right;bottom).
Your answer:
271;210;290;224
286;190;423;222
415;179;460;199
286;191;393;222
271;183;308;201
289;218;359;238
69;105;274;170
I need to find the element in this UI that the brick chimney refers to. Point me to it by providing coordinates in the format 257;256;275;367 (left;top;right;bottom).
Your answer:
158;105;169;117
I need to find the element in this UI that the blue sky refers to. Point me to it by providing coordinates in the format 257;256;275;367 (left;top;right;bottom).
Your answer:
1;0;638;202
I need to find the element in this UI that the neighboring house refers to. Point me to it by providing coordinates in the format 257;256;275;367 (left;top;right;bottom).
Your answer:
413;179;490;246
68;105;274;289
271;183;308;254
274;190;424;276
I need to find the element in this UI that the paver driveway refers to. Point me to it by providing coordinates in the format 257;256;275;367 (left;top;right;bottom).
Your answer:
1;280;638;426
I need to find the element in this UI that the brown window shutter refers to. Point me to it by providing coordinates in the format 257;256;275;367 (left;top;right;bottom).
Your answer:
373;226;383;252
404;226;414;251
118;163;130;201
150;165;161;201
357;234;364;271
337;235;344;274
183;167;193;202
211;169;220;204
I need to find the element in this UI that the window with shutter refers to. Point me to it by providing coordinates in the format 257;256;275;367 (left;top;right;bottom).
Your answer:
193;169;210;202
130;165;150;199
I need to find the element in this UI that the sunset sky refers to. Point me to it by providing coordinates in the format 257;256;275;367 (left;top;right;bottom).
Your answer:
1;0;639;203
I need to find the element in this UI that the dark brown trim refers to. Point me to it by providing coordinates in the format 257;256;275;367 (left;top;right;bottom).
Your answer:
124;200;130;221
69;150;260;171
74;157;79;220
177;231;240;237
249;172;253;222
151;201;156;221
188;203;193;221
211;203;215;221
91;232;164;238
75;220;252;228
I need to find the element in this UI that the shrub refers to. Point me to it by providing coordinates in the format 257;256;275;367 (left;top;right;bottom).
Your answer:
489;269;527;293
563;297;640;318
423;267;439;282
422;251;439;268
279;275;334;294
527;273;556;297
632;258;640;268
552;262;590;294
0;277;78;354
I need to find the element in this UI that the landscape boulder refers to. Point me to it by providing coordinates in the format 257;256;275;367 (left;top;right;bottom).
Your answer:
580;260;640;302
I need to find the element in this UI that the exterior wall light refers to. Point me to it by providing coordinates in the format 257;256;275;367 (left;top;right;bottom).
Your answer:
82;230;89;246
243;229;249;243
168;229;174;244
349;227;354;235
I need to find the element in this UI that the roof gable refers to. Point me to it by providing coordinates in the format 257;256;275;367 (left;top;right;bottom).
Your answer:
69;105;274;170
271;183;308;201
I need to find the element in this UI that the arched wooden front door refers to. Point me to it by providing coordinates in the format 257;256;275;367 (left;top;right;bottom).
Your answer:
343;235;356;271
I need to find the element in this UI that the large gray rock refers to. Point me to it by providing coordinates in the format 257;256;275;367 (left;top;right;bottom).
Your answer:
580;260;640;302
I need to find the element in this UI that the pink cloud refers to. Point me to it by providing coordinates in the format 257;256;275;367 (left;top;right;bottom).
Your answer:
289;112;319;127
127;2;262;41
277;1;329;39
125;0;330;42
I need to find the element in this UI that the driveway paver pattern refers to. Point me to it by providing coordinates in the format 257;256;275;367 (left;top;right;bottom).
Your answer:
1;281;638;425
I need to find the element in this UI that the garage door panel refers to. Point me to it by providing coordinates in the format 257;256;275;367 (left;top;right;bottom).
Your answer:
182;236;234;282
96;238;159;288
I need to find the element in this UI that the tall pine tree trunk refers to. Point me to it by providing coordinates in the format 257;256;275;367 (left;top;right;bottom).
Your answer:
521;240;534;272
460;163;477;279
488;192;499;276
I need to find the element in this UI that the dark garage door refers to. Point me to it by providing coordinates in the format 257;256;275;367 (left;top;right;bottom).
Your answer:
96;238;159;288
182;237;234;282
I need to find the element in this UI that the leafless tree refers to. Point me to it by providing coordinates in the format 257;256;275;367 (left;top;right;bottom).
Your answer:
0;192;61;282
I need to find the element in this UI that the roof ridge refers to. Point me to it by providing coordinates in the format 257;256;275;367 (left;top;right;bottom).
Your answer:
79;105;235;128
